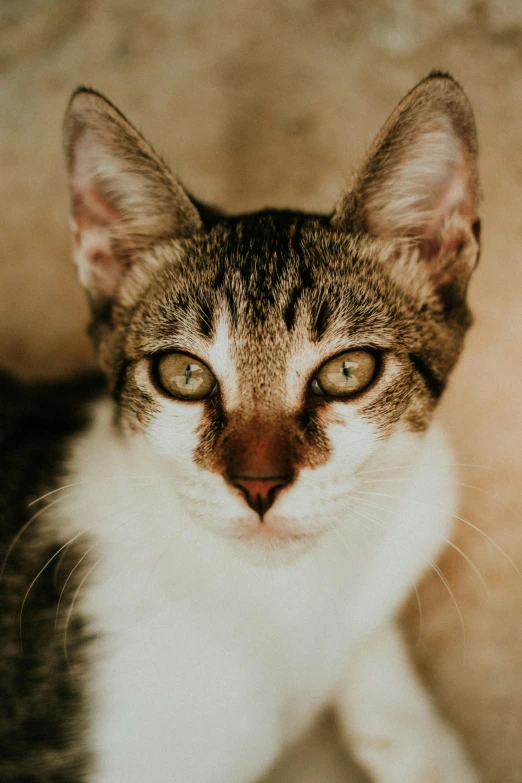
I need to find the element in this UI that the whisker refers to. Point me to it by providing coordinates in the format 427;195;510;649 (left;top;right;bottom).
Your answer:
442;537;489;594
1;492;76;581
55;539;101;631
355;464;426;476
344;501;467;645
55;506;139;630
355;484;514;511
345;504;432;647
412;583;423;648
453;463;499;471
28;483;87;507
355;462;497;477
359;477;415;483
428;558;465;639
347;502;390;529
82;494;179;618
332;525;357;563
29;474;166;509
19;530;89;652
345;496;481;642
449;510;522;582
456;482;514;507
353;489;411;500
358;478;515;510
336;509;393;566
4;472;159;582
53;539;76;590
345;495;398;519
64;557;103;668
346;504;380;533
350;492;522;583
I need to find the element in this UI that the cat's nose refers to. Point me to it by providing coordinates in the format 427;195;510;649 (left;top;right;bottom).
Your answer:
229;475;290;517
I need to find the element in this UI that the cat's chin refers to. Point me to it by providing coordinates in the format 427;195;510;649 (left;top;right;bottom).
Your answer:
227;522;322;566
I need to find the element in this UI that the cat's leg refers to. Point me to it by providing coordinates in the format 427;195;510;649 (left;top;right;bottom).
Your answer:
89;614;282;783
334;622;478;783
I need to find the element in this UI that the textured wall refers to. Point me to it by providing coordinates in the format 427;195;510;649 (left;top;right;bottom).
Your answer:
2;1;522;780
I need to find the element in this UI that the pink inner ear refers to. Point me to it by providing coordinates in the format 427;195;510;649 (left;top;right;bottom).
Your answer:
71;180;125;299
73;185;118;231
364;118;478;252
423;158;475;242
87;242;125;298
72;222;125;299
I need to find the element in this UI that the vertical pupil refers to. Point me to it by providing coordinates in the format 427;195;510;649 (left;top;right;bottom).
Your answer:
341;361;352;378
184;365;192;385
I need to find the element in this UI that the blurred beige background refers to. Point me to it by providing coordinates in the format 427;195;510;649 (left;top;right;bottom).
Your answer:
2;1;522;780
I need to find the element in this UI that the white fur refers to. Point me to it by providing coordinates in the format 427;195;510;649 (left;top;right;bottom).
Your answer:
55;390;477;782
337;623;478;782
206;313;240;408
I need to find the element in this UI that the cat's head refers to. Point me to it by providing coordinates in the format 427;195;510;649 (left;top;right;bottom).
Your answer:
63;72;480;557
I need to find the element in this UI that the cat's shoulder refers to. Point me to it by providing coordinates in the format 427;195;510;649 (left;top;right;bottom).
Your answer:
0;368;106;429
0;369;107;500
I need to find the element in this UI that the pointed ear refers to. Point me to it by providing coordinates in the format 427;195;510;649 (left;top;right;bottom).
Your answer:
332;73;480;302
63;88;202;304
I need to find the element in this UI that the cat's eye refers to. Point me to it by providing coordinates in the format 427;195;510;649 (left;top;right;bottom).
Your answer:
155;353;216;400
312;350;377;398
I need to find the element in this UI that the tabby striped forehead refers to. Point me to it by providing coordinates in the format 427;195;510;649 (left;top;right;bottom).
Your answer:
115;210;467;436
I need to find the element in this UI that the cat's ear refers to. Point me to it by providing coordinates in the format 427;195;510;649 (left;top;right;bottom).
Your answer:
63;88;202;304
332;73;480;301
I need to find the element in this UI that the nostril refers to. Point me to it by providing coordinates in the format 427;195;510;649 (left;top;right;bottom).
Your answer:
229;475;291;517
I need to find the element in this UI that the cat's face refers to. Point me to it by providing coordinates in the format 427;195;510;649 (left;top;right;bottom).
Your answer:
63;73;480;555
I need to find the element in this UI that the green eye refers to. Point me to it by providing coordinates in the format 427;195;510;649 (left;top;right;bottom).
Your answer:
156;353;216;400
313;350;377;398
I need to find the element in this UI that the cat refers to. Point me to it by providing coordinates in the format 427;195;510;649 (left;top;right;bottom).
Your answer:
0;71;482;782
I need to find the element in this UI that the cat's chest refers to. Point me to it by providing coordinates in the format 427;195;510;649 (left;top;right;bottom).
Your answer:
57;477;354;744
78;514;356;687
66;492;356;746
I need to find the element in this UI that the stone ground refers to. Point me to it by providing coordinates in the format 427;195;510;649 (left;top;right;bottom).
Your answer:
2;1;522;780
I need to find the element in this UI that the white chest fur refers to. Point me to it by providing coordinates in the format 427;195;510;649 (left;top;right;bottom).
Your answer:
56;399;462;783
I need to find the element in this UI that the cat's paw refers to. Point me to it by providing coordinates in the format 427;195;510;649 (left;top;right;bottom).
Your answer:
351;721;479;783
421;727;479;783
336;623;480;783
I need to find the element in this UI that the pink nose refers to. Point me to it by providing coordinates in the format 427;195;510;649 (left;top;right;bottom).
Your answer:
229;475;290;517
